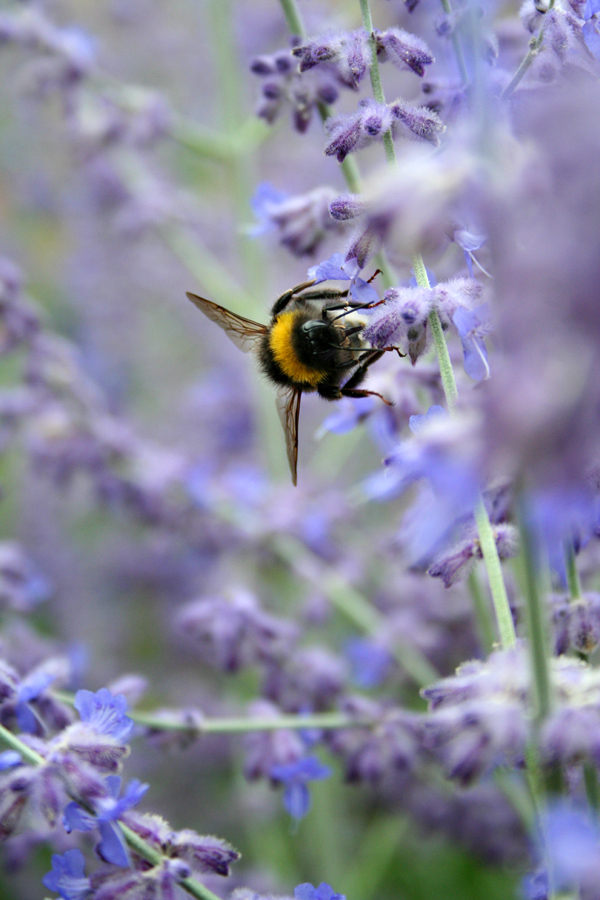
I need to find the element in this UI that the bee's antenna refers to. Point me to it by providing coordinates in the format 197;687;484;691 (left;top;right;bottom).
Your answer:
330;299;383;324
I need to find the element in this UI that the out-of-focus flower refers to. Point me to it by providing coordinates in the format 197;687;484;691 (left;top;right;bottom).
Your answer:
270;754;332;819
175;588;299;672
42;848;90;900
250;183;345;257
424;645;600;782
250;44;339;133
345;637;392;688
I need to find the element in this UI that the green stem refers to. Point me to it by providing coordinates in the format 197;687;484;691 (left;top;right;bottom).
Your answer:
0;721;45;766
438;0;470;85
279;0;306;37
474;498;517;649
51;694;372;734
564;539;582;602
359;0;396;167
518;498;552;725
468;569;496;654
501;32;544;100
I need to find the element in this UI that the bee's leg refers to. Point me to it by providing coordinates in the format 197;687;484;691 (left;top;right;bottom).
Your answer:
341;387;393;406
270;279;319;316
343;350;393;405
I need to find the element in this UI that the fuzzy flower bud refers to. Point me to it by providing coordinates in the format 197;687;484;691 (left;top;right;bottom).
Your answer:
328;193;364;221
292;30;371;89
375;27;435;76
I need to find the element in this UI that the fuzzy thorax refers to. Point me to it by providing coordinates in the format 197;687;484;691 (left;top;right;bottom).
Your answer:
269;312;326;387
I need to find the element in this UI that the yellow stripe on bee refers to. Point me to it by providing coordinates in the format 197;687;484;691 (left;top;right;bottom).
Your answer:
269;312;326;387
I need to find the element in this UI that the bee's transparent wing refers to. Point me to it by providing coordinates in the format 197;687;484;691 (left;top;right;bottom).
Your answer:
186;292;268;353
275;386;302;487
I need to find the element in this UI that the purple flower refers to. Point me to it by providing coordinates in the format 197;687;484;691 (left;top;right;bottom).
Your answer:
540;803;600;892
42;848;90;900
345;638;392;688
452;304;491;381
250;183;344;257
307;252;380;305
295;884;346;900
317;396;377;436
73;688;133;742
15;670;56;734
250;45;339;133
64;774;148;867
270;755;332;819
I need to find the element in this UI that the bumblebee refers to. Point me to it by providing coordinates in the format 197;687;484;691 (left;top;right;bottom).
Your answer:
186;278;391;485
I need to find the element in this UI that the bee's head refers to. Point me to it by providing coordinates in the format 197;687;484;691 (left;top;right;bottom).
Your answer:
300;319;342;360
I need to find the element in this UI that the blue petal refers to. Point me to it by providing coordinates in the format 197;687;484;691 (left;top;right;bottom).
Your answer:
284;781;311;819
307;252;348;284
349;278;379;305
0;750;21;770
98;820;130;868
461;335;490;381
409;405;447;434
453;228;487;252
250;183;290;233
295;884;318;900
63;801;96;834
583;18;600;57
15;702;40;734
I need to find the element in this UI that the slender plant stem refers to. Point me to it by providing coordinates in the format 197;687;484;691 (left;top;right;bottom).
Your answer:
474;498;517;649
468;569;496;654
279;0;306;37
564;539;582;602
518;498;552;725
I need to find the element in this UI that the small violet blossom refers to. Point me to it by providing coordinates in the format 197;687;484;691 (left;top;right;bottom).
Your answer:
270;755;332;820
42;848;91;900
295;884;346;900
74;687;133;742
63;774;149;867
307;251;379;305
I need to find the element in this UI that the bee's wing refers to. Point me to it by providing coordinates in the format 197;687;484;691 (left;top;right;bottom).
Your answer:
275;386;302;487
186;292;268;353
